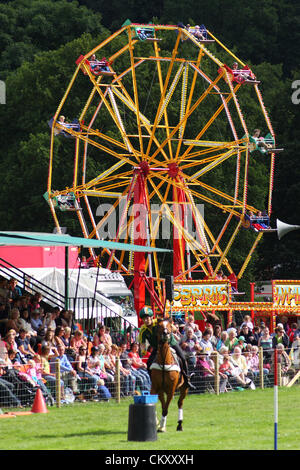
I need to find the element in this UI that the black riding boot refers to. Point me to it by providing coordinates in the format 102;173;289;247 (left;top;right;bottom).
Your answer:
181;360;196;390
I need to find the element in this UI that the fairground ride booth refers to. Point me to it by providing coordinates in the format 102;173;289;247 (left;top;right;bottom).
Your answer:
167;279;300;333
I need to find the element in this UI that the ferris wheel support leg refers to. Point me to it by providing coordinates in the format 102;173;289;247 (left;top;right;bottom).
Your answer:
133;173;147;323
173;184;186;278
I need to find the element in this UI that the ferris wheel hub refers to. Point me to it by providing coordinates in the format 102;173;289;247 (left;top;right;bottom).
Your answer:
139;160;150;176
167;162;180;178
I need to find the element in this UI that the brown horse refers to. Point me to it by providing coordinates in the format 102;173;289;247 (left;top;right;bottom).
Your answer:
150;318;189;432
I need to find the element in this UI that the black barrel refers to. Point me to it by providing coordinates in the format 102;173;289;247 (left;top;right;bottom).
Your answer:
127;403;157;441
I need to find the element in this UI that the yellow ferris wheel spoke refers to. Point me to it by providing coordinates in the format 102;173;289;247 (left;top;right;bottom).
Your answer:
110;83;171;164
181;82;240;160
153;40;174;160
188;148;236;180
148;71;224;164
128;27;144;157
145;31;182;158
175;49;205;160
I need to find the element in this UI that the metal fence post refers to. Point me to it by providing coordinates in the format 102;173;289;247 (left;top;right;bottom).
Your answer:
55;358;61;407
212;352;219;395
116;357;121;403
259;347;264;389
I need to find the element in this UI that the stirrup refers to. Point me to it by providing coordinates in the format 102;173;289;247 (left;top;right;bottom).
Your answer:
184;375;196;390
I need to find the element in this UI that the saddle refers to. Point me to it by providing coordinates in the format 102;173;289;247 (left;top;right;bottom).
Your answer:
149;347;181;372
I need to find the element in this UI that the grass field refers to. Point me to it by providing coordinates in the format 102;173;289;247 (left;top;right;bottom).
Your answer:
1;386;300;451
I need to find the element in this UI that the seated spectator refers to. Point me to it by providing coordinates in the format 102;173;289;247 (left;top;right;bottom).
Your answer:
280;316;291;335
4;330;24;363
50;344;80;398
237;336;247;352
247;345;269;380
93;324;112;349
61;326;72;347
218;349;247;389
210;324;222;350
291;336;300;370
89;54;112;74
41;328;59;357
272;325;289;350
225;328;239;352
0;333;6;360
232;62;256;83
98;344;114;388
27;357;54;404
199;329;214;357
5;307;22;335
251;326;261;346
240;315;254;332
0;278;10;305
230;346;255;389
45;310;58;331
216;330;228;351
88;346;109;381
57;309;73;329
19;295;30;311
239;325;254;345
196;351;228;393
75;345;98;396
171;322;182;343
18;309;37;339
258;326;273;366
120;341;149;395
128;342;151;392
3;350;40;405
0;358;22;408
227;321;238;334
271;343;295;383
288;323;298;345
110;344;135;397
30;309;47;343
70;329;87;354
193;25;205;41
28;293;43;314
219;353;236;376
184;314;202;341
7;278;22;302
15;328;35;359
54;326;66;349
86;346;112;401
180;327;199;368
40;345;64;400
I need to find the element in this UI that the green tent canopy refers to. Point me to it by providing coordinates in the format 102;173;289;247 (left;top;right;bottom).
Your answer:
0;231;172;253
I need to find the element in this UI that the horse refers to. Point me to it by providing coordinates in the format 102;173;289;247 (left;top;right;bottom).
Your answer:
150;318;189;432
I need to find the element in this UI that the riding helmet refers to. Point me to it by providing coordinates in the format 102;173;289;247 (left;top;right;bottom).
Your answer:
139;306;154;319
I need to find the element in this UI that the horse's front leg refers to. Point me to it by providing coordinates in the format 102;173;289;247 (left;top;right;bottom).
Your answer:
157;391;167;432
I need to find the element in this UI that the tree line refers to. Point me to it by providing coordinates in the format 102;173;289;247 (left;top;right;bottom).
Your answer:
0;0;299;290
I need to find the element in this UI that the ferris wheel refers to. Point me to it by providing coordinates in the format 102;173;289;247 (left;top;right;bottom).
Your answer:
47;21;279;313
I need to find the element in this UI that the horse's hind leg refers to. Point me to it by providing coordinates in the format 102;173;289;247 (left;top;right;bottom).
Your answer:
177;385;188;432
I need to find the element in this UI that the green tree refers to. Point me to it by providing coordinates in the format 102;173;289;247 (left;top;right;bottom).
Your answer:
0;0;104;78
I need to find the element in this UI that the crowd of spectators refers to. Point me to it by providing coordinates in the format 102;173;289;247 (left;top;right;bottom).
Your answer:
166;313;300;393
0;275;299;407
0;277;116;406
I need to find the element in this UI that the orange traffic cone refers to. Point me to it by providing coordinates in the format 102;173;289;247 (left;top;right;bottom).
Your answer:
31;388;49;414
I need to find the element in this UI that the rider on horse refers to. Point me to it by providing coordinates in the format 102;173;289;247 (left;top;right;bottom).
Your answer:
138;306;195;389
